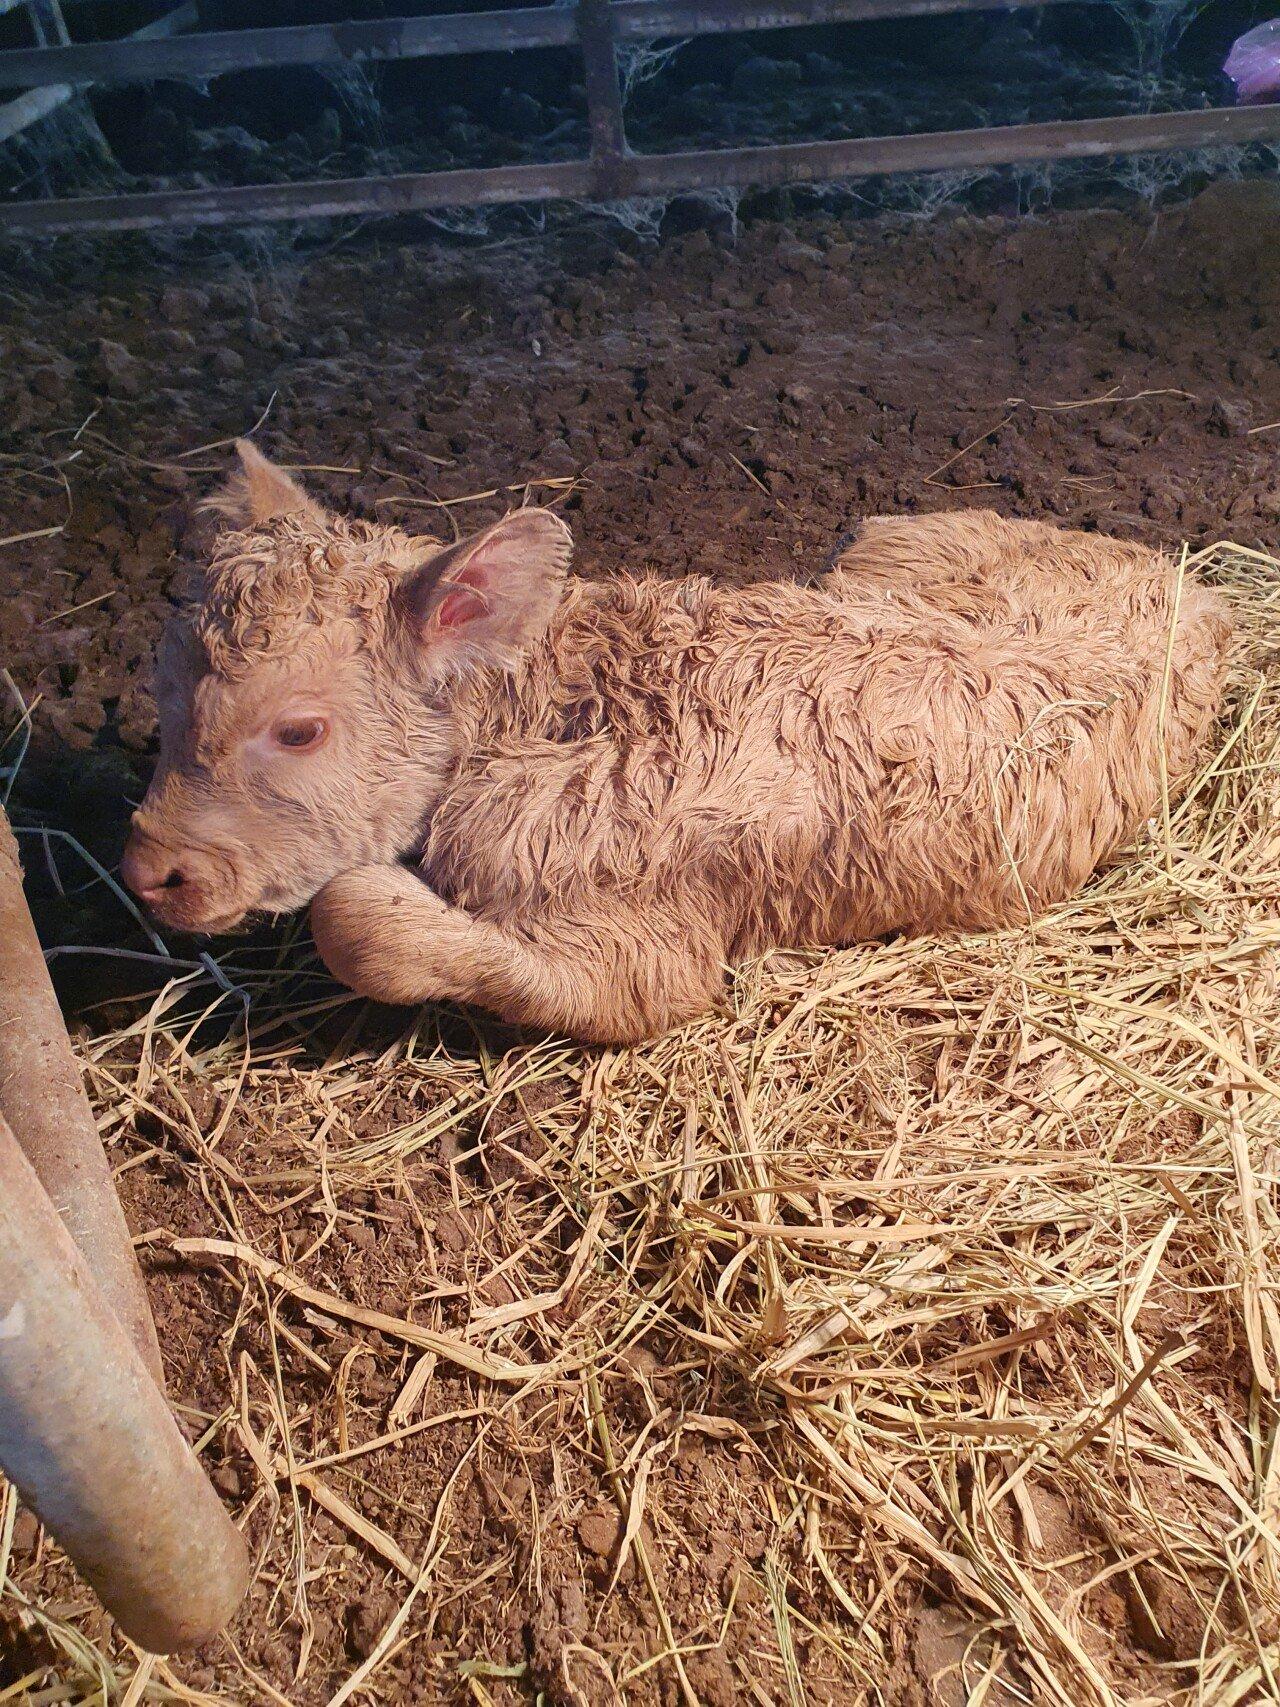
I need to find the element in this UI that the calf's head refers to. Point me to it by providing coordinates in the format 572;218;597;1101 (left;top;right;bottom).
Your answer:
122;442;572;933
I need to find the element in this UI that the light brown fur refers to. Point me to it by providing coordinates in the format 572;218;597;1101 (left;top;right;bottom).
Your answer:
123;445;1232;1044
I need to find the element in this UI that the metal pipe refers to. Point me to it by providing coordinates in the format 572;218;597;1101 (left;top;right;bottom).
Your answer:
0;1109;250;1651
0;809;163;1387
6;99;1280;235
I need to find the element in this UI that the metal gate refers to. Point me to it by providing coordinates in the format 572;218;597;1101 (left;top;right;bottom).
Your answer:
3;0;1280;235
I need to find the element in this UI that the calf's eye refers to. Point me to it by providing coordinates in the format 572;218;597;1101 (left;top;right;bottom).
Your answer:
272;716;328;752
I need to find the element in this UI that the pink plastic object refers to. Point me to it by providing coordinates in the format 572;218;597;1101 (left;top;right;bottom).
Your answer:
1225;20;1280;105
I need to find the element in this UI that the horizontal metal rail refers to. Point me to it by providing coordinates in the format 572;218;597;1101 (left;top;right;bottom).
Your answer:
0;0;1092;87
5;100;1280;234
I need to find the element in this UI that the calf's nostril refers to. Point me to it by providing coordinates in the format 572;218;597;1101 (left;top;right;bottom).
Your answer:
121;837;192;902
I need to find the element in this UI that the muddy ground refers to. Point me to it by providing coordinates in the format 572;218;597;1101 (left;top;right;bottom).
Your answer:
2;182;1280;1700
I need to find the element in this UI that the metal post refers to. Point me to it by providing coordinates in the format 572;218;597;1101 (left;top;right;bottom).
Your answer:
0;809;163;1388
0;1109;250;1651
578;0;628;199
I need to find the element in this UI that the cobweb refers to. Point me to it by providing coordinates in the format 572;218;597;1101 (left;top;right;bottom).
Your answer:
616;39;688;106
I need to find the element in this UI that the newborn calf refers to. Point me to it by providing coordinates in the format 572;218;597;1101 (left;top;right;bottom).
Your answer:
122;443;1231;1043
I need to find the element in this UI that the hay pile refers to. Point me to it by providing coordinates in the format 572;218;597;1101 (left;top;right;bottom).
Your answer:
3;541;1280;1705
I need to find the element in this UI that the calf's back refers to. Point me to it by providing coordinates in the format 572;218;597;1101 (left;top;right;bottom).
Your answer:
426;510;1231;955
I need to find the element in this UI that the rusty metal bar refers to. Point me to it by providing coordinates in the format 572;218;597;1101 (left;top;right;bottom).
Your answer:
0;1108;250;1652
615;0;1078;31
0;9;575;85
0;0;1098;88
579;0;627;197
5;99;1280;235
0;153;587;229
0;809;163;1386
0;3;198;146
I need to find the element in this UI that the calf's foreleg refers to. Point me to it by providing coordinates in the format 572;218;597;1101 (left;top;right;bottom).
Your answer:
310;865;725;1044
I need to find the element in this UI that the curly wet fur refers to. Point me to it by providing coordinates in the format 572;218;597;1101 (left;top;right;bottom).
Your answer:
315;510;1230;1042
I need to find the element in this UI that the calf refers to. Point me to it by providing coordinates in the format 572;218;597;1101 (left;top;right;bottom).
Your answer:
122;442;1232;1043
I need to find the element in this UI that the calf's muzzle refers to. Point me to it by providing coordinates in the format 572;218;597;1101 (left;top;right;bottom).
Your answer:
121;821;241;932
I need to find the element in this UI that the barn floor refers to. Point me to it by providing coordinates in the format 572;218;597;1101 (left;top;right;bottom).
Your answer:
2;186;1280;1704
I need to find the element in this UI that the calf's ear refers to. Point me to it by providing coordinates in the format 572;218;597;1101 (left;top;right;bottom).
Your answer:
394;508;573;677
202;440;326;528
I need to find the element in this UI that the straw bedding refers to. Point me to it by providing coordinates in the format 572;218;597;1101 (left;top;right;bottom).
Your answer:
3;540;1279;1704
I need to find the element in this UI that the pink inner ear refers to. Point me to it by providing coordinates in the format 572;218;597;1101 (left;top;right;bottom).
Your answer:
436;586;490;629
433;554;495;630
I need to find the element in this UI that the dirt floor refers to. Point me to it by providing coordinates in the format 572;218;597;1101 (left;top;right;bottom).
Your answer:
3;183;1280;1702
